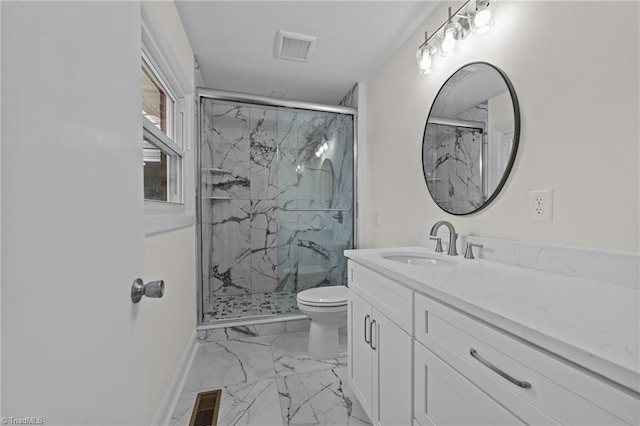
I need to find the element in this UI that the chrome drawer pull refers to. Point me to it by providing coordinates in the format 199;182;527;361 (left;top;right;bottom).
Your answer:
364;315;370;344
470;348;532;389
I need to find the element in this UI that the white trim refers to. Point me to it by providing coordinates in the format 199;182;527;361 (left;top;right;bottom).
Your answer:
143;116;183;157
151;330;199;426
356;82;367;248
141;3;195;235
141;2;191;97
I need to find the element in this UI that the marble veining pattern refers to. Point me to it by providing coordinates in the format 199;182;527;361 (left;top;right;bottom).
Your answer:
277;367;370;426
170;330;369;426
338;83;358;108
424;102;487;214
200;99;354;321
345;245;640;393
171;380;283;426
419;232;640;290
271;331;347;377
182;336;275;394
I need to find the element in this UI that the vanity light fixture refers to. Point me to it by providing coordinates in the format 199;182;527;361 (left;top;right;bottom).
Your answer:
416;32;437;74
468;0;494;34
416;0;495;74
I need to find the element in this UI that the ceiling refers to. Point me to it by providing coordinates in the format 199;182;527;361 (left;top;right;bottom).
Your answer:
176;1;440;105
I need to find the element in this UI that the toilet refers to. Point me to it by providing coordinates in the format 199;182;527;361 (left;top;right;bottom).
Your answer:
296;285;348;359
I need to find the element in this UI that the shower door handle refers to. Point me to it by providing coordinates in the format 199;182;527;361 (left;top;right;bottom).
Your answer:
364;315;370;344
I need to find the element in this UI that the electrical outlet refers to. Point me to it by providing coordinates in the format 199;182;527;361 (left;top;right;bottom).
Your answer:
374;211;381;226
529;189;553;222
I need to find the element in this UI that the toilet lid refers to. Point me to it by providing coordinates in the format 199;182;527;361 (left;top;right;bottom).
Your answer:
297;286;348;306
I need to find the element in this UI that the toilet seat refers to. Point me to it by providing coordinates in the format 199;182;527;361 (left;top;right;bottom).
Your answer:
297;286;348;307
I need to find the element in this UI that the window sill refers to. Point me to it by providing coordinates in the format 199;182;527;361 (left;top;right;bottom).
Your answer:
145;213;195;237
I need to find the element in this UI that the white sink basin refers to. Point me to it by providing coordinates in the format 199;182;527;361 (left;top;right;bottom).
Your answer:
380;252;456;267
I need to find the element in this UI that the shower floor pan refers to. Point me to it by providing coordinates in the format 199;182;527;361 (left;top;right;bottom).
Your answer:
203;291;299;322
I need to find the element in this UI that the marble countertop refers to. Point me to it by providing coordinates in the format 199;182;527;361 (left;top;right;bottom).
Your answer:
344;246;640;394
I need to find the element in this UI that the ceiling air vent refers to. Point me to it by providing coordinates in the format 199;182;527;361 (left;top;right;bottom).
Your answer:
274;30;316;62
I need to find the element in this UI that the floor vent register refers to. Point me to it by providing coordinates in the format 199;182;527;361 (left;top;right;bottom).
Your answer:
189;389;222;426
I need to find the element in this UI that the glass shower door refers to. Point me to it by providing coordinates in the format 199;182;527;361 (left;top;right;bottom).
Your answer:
198;95;355;323
276;108;354;296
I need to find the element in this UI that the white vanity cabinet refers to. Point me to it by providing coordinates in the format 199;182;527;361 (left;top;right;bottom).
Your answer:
348;262;412;426
414;292;638;425
346;259;640;426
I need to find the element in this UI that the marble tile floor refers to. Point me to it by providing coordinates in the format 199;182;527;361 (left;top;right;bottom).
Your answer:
203;291;299;322
171;329;371;426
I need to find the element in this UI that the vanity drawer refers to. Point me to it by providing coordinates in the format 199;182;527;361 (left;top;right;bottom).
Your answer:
349;261;413;333
414;340;525;426
414;293;640;425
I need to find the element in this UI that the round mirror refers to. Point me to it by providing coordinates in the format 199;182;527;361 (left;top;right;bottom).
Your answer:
422;62;520;215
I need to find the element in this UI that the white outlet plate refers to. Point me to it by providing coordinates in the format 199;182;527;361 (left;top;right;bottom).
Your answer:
529;189;553;222
374;211;380;226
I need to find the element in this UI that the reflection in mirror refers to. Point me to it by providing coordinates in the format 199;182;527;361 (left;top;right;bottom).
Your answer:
422;62;519;215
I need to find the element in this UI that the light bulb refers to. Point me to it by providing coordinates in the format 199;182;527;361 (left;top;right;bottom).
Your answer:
474;24;492;35
315;150;322;158
441;31;456;53
323;142;329;151
416;44;436;74
474;7;491;28
419;52;432;71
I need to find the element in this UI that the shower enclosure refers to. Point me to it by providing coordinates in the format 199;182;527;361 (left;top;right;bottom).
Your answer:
196;90;356;325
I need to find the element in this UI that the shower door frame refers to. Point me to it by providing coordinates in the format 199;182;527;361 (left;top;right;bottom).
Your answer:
195;88;358;326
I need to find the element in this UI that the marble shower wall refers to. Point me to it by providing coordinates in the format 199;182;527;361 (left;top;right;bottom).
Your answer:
276;110;354;293
424;102;487;213
201;100;354;308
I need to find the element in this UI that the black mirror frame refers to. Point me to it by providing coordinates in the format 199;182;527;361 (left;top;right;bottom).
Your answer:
422;61;521;216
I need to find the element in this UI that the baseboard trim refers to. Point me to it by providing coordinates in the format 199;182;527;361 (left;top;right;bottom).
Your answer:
152;330;199;425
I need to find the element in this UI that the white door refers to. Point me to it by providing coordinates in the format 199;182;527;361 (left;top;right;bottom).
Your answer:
2;2;148;424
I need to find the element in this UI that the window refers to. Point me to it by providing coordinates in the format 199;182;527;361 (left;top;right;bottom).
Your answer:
140;2;195;235
141;57;183;203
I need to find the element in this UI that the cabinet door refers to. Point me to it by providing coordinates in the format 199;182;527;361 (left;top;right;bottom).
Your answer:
374;309;412;426
348;289;373;420
414;342;525;426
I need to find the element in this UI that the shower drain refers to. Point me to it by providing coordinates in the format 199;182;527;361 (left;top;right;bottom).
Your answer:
189;389;222;426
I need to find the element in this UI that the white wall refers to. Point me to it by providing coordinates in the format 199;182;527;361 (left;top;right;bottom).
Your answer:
356;84;368;249
142;1;198;422
145;226;196;422
364;1;639;252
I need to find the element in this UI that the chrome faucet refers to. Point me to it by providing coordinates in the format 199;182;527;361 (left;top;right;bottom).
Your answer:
430;221;458;256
